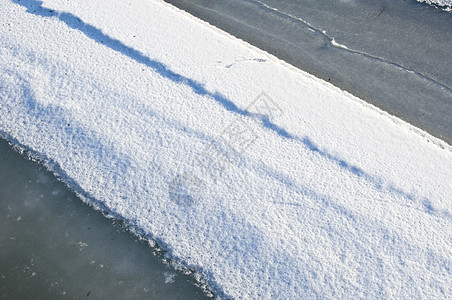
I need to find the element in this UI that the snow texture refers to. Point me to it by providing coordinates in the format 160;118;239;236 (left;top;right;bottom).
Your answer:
1;0;451;298
417;0;452;10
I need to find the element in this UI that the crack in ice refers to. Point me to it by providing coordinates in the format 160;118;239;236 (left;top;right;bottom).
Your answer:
244;0;452;93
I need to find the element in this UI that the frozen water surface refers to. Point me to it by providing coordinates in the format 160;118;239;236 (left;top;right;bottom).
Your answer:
0;139;211;299
163;0;452;144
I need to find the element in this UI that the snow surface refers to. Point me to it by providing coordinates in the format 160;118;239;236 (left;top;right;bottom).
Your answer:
418;0;452;11
1;0;451;298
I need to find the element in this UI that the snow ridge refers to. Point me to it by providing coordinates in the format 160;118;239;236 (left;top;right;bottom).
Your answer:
1;0;451;298
417;0;452;11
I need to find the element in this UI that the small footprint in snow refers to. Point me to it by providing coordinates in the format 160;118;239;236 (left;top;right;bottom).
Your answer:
215;58;267;69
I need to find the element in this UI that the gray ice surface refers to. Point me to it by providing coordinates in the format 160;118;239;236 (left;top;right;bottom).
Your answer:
164;0;452;144
0;138;211;299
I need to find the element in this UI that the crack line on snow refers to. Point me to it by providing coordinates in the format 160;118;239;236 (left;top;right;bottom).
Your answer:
244;0;452;93
222;57;267;69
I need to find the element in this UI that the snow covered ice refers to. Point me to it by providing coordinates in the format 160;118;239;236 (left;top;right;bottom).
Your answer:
1;0;451;298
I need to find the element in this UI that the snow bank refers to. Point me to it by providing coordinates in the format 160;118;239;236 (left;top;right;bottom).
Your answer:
1;0;451;298
417;0;452;11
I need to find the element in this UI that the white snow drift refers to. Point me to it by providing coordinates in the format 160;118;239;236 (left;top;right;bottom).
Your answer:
1;0;451;298
418;0;452;11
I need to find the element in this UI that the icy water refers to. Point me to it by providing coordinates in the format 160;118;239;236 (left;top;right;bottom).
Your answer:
0;138;210;299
